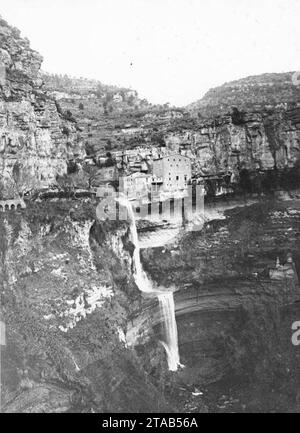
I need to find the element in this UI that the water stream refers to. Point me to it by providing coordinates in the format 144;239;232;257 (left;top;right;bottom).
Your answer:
118;195;182;371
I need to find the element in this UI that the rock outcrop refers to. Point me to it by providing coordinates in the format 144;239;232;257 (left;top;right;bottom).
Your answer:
43;71;300;195
0;17;85;199
185;110;300;176
140;198;300;412
2;16;300;414
0;201;170;413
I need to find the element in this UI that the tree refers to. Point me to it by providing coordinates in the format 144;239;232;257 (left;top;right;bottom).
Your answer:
12;162;37;197
105;140;112;151
103;101;108;115
56;170;89;191
85;141;94;156
231;107;245;125
127;95;135;106
0;179;5;200
64;110;76;122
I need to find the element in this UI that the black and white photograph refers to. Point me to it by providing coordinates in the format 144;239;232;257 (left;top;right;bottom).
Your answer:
1;0;300;417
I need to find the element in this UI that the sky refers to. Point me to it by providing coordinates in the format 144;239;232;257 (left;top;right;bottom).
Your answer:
1;0;300;106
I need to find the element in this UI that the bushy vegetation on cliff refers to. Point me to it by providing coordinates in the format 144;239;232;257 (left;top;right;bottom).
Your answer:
189;72;300;118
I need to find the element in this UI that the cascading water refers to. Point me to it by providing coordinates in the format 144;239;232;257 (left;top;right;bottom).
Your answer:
118;195;182;371
157;292;182;371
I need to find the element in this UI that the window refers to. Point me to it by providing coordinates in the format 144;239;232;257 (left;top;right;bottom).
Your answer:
176;176;179;180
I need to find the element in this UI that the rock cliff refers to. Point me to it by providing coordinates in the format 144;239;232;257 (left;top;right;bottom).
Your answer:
0;17;85;199
43;71;300;196
183;110;300;180
0;201;171;412
140;198;300;412
2;16;300;413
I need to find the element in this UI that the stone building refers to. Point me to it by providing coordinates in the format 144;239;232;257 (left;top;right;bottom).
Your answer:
152;154;191;192
90;165;118;188
119;173;152;201
269;253;299;285
96;183;117;199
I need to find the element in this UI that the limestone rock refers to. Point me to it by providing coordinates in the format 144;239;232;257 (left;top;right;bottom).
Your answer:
0;16;85;199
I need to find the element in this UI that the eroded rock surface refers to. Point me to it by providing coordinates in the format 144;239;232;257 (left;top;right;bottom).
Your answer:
140;198;300;412
0;201;170;413
0;17;85;199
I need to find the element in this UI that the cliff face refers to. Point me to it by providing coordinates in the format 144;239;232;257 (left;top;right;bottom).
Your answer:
146;110;300;192
0;17;85;199
2;17;300;414
43;71;300;194
184;110;300;177
181;73;300;184
141;198;300;412
2;196;300;412
0;201;170;413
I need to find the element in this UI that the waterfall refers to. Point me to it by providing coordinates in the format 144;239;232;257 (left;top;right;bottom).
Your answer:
158;292;182;371
117;195;182;371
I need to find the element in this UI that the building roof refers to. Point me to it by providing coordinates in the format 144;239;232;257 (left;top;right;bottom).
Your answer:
153;153;191;162
123;172;152;179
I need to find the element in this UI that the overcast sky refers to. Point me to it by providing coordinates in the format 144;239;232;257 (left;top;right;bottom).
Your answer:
1;0;300;106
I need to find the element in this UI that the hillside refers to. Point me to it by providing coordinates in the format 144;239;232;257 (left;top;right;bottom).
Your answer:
2;9;300;199
41;70;300;195
188;72;300;119
41;72;162;155
2;15;300;415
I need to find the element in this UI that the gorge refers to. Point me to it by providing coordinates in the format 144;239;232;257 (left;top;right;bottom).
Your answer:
1;14;300;414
